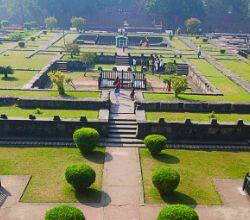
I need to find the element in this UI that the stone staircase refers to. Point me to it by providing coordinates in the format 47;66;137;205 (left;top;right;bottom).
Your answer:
103;90;144;147
56;61;68;72
176;63;189;75
104;113;144;147
115;55;130;66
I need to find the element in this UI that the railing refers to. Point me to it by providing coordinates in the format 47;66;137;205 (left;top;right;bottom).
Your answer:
99;70;146;89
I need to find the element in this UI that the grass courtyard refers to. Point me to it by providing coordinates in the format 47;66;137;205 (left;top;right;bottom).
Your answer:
146;112;250;123
0;147;105;203
0;105;99;119
140;149;250;205
0;89;100;99
0;70;37;88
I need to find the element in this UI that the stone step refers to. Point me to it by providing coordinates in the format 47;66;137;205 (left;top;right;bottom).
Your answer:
108;129;137;134
108;124;137;129
109;114;136;120
108;134;137;138
103;143;145;148
109;120;137;125
104;138;144;144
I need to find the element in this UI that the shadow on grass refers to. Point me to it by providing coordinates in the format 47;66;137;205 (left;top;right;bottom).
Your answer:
75;188;111;207
83;148;113;164
160;191;197;207
1;76;18;81
152;152;180;164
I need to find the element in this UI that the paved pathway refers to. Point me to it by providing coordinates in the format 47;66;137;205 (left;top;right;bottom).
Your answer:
102;147;143;219
178;36;250;93
1;167;250;219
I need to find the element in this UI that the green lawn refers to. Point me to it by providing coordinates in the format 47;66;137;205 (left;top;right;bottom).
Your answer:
0;71;37;88
0;105;98;119
144;37;250;102
146;112;250;123
0;51;55;70
0;89;101;99
140;149;250;205
189;37;250;83
0;147;105;202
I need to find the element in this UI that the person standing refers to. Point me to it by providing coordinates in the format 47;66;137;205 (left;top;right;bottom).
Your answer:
197;45;202;58
132;58;137;71
114;80;122;104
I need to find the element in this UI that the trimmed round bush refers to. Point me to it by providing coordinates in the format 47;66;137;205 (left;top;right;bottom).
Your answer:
18;41;25;48
45;205;85;220
144;134;167;155
220;48;226;54
157;204;199;220
152;167;180;194
65;163;96;191
112;66;118;71
73;127;100;154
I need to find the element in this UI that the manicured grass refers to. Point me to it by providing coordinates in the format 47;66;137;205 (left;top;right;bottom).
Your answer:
0;89;101;99
0;51;55;70
0;147;105;202
145;37;250;102
219;59;250;83
0;105;98;119
140;149;250;205
52;33;80;47
189;37;250;83
146;112;250;123
0;70;37;88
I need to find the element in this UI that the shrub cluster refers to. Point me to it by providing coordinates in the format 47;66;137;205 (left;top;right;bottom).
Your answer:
45;205;85;220
152;167;180;194
65;163;96;191
73;127;100;154
220;48;226;54
202;38;208;42
18;41;25;48
144;134;167;155
157;204;199;220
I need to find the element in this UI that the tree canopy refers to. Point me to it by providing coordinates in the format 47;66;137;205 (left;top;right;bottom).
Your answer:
0;0;249;31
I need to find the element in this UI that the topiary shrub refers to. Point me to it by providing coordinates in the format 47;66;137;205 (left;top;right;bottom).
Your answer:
45;205;85;220
65;163;96;191
152;167;180;194
202;38;208;43
220;48;226;54
30;36;36;41
144;134;167;155
157;204;199;220
73;127;100;154
112;66;118;71
18;41;25;48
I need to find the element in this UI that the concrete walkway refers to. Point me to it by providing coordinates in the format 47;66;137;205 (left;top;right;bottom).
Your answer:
1;165;250;220
102;147;143;219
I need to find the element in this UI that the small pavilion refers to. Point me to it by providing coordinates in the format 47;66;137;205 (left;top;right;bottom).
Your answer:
115;35;128;48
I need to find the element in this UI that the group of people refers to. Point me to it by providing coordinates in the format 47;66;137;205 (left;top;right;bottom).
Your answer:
132;54;165;74
113;73;136;104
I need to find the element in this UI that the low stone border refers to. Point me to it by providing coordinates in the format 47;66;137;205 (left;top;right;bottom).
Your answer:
179;36;250;93
136;116;250;146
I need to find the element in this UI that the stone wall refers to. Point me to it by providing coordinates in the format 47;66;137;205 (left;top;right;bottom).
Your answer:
136;98;250;113
0;90;110;110
137;118;250;144
0;118;109;140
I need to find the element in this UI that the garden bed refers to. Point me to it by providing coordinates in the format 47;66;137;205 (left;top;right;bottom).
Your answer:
140;148;250;205
0;146;105;203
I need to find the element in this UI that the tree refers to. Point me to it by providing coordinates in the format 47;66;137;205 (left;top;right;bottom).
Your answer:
80;52;97;76
0;66;14;78
71;17;86;31
185;17;202;34
49;71;72;96
45;16;57;30
172;76;188;97
65;43;80;58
